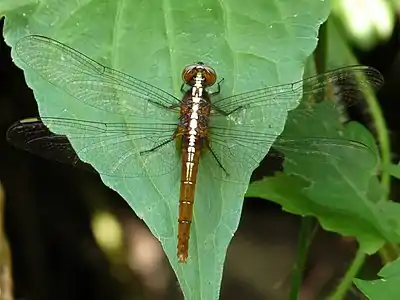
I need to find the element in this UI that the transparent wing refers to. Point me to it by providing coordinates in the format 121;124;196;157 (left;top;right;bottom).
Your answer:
7;117;181;177
211;66;384;115
204;125;377;181
15;35;181;116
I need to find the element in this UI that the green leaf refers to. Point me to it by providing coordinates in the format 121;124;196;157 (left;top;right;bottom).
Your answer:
247;16;398;256
354;257;400;299
384;163;400;180
2;0;331;299
247;89;400;255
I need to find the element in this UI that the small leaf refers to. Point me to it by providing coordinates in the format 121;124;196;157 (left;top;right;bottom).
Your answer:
385;163;400;180
247;95;400;254
354;257;400;299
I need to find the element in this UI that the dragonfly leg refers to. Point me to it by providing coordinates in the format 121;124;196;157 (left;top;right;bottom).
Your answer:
145;99;181;110
167;103;181;110
205;139;229;177
146;99;172;109
140;131;178;155
210;77;225;96
213;104;248;116
180;82;188;93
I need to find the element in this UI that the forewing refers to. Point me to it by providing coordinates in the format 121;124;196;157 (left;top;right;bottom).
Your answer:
211;66;384;115
15;35;181;117
7;118;181;178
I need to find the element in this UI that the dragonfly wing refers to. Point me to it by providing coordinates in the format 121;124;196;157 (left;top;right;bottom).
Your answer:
211;66;384;116
7;118;97;173
204;124;377;181
271;135;377;168
7;118;181;178
202;125;276;181
15;35;181;117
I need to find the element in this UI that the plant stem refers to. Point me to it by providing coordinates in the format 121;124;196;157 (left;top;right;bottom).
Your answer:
330;16;391;197
289;216;315;300
329;249;366;300
330;16;398;263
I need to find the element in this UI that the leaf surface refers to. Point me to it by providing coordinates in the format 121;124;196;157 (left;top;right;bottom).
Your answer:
355;257;400;299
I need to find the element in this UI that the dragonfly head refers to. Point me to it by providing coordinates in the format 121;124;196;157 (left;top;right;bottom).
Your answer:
182;62;217;87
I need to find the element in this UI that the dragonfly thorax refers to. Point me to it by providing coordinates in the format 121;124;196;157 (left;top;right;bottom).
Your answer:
178;64;212;154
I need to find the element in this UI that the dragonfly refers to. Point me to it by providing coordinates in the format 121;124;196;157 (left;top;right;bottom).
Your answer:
7;35;384;263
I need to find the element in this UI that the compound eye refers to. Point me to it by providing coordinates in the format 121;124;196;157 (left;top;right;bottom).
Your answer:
202;66;217;87
181;63;217;87
182;64;198;84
